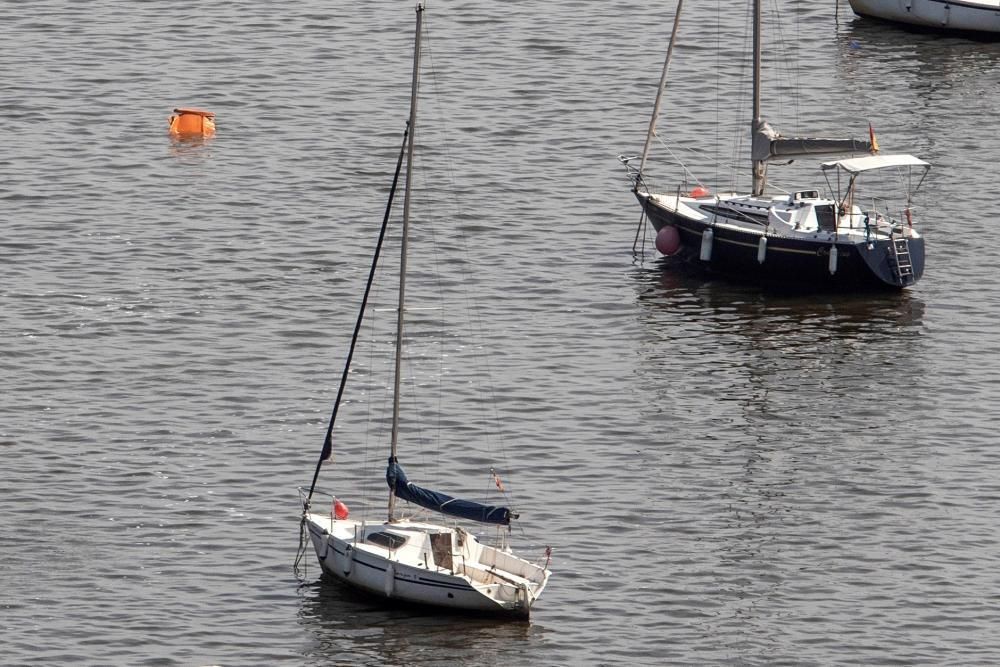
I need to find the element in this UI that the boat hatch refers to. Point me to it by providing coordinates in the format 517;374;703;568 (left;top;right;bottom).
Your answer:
815;204;836;232
366;532;408;550
430;532;454;569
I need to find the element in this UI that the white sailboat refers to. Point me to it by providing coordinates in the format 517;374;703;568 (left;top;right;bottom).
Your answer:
297;4;550;618
622;0;931;290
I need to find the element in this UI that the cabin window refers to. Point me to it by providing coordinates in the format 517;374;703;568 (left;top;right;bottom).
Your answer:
366;532;407;550
814;204;836;231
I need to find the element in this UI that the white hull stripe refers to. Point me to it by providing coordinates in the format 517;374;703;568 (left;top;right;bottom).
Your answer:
676;223;839;255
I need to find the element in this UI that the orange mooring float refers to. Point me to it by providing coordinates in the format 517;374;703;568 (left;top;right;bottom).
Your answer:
168;107;216;136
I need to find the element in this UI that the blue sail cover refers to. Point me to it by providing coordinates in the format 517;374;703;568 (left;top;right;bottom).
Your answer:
386;459;512;526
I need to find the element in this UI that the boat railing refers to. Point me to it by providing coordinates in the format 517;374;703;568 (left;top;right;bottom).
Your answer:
857;197;916;243
617;155;682;194
618;155;645;190
619;155;713;202
299;486;377;521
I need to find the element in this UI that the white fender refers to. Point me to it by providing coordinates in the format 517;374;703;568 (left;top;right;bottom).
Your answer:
343;544;354;577
700;228;714;261
757;236;767;264
384;562;395;597
828;245;838;275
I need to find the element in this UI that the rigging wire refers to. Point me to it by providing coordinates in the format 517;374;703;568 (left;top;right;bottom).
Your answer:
360;254;392;523
303;122;410;509
412;17;459;488
766;0;801;135
727;1;754;193
415;23;447;484
415;16;520;508
653;134;711;187
295;124;411;581
714;0;721;191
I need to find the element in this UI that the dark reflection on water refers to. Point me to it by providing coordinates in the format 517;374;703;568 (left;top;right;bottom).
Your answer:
630;256;928;430
623;259;939;664
633;256;925;341
297;575;539;667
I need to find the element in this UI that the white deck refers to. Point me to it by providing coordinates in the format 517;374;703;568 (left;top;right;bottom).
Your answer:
647;190;921;243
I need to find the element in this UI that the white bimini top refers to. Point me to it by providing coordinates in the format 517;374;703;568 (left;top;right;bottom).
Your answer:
820;154;930;174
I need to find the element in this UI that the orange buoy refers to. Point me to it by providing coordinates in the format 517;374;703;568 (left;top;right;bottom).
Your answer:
333;499;349;520
168;107;216;136
689;185;710;198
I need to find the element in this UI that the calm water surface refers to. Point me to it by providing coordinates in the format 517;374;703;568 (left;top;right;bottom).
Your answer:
4;1;1000;665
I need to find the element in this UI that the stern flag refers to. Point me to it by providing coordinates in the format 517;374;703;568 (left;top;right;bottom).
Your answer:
869;123;880;154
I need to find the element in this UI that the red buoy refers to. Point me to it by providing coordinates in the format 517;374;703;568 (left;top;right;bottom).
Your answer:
655;225;681;255
689;185;710;198
333;499;349;520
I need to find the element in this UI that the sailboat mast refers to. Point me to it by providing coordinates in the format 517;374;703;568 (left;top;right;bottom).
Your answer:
388;3;423;523
638;0;684;177
751;0;766;196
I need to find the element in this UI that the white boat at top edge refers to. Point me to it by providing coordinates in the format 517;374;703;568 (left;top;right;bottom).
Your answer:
849;0;1000;35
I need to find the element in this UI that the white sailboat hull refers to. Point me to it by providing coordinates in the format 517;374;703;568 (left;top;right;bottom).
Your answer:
305;513;549;618
849;0;1000;34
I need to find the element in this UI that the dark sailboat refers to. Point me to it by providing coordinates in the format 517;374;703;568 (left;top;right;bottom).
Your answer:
621;0;930;290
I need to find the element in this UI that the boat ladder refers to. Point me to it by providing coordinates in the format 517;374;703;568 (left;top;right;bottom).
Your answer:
889;237;914;285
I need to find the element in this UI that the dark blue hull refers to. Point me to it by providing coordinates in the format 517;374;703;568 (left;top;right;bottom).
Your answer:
640;194;924;291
